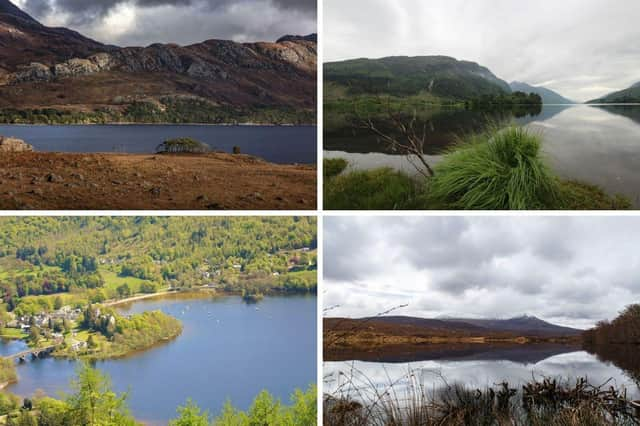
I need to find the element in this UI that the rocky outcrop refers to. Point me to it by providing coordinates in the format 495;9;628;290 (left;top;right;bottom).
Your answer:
0;136;33;152
8;52;116;84
5;35;315;85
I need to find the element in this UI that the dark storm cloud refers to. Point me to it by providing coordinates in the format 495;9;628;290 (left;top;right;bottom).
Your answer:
17;0;316;45
324;217;640;328
44;0;315;17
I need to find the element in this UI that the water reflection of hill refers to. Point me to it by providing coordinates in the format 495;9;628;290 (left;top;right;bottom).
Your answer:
592;105;640;126
325;343;581;364
585;344;640;386
515;104;572;126
324;107;540;155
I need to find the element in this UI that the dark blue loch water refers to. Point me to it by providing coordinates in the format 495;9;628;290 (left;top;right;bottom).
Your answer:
2;295;317;425
0;125;317;164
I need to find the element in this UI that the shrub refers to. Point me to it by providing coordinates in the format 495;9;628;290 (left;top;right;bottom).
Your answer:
324;158;349;179
232;146;241;154
324;167;420;210
429;126;560;210
0;392;21;416
156;138;210;154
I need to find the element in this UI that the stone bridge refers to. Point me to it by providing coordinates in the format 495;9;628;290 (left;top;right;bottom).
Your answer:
4;345;57;362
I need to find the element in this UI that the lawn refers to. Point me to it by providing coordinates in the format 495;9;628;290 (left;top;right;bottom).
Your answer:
0;328;27;339
100;269;158;297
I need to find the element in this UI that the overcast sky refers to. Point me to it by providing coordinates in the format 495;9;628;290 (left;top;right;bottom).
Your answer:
324;0;640;102
324;216;640;329
13;0;316;46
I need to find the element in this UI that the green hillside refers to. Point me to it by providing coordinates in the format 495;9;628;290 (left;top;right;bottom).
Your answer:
0;217;317;315
588;82;640;104
324;56;511;100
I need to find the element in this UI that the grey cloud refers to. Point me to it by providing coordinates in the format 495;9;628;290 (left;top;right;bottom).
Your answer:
31;0;315;17
22;0;316;45
324;0;640;102
324;216;640;328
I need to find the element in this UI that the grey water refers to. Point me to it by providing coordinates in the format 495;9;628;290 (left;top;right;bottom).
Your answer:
324;105;640;206
0;125;317;164
2;295;317;425
324;348;640;403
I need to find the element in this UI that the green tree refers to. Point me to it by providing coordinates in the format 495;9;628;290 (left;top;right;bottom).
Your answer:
36;397;69;426
53;296;64;310
170;399;211;426
116;283;131;298
0;392;21;416
6;410;37;426
249;390;281;424
65;363;136;426
28;326;40;345
87;335;97;349
288;385;317;426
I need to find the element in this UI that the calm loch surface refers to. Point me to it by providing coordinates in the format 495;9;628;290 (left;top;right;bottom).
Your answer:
2;295;317;425
324;344;640;402
0;125;317;164
325;105;640;206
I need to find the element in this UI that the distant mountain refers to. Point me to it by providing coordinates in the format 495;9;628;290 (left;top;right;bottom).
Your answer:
324;56;511;100
326;315;582;340
588;82;640;104
443;315;583;337
509;81;574;104
277;34;317;43
0;0;316;122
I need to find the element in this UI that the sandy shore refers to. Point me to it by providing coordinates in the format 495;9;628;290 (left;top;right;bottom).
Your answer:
0;152;316;210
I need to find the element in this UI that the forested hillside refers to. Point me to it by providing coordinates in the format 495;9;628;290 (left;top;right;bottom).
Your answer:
0;217;317;315
324;56;511;100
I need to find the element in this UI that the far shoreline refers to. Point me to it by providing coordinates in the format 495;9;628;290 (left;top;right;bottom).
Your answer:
0;122;317;127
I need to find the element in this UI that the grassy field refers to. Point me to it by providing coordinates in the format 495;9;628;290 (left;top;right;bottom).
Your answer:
0;328;27;339
100;269;159;297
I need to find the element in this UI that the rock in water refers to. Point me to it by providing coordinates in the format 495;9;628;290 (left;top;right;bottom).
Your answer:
0;136;34;152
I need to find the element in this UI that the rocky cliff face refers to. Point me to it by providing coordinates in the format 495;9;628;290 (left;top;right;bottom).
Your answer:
0;0;316;113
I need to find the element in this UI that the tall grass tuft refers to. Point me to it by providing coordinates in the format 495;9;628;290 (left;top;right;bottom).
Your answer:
428;126;560;210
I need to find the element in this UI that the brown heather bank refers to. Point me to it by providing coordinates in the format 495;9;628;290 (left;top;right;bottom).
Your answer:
0;152;316;210
323;317;583;356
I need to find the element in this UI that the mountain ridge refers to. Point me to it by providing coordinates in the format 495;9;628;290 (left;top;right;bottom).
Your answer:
331;314;583;338
588;81;640;104
324;55;511;100
509;81;574;104
0;0;316;123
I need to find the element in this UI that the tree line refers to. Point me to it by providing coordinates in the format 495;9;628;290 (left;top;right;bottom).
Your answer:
583;304;640;345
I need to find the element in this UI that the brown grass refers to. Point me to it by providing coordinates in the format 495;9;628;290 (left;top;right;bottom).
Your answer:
0;152;316;210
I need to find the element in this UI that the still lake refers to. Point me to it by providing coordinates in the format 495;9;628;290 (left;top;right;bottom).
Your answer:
324;344;640;404
0;125;317;164
325;104;640;207
2;294;317;425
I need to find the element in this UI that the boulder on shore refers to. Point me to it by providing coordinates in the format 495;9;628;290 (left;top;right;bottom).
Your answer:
0;136;34;152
